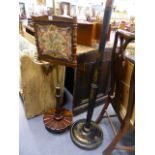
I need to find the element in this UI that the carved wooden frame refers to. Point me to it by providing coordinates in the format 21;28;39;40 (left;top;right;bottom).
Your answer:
34;16;77;68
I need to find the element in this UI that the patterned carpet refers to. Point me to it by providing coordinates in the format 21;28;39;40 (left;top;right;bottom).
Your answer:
19;88;134;155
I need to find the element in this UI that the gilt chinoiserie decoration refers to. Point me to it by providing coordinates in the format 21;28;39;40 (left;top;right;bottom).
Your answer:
70;0;114;150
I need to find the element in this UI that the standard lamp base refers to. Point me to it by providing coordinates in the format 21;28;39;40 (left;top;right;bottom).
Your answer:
70;119;103;150
43;108;72;133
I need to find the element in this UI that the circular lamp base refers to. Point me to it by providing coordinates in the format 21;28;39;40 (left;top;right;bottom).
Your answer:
43;108;72;133
70;119;103;150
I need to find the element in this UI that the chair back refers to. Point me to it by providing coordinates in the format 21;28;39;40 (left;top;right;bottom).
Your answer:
110;29;135;124
33;15;77;68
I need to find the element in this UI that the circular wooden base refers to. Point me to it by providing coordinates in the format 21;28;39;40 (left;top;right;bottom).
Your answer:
43;108;72;133
70;119;103;149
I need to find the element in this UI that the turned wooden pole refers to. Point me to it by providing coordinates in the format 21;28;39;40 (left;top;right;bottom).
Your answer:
55;66;62;117
55;86;62;117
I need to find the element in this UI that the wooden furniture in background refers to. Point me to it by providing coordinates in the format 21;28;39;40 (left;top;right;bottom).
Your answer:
52;15;73;22
96;29;135;155
77;22;111;46
32;15;49;21
24;15;111;47
77;22;96;46
22;25;36;44
94;23;111;42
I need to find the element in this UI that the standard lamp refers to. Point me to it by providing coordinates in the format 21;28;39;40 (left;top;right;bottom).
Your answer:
70;0;114;149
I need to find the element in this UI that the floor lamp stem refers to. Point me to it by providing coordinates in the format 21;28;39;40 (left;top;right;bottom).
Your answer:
70;0;114;149
85;0;114;129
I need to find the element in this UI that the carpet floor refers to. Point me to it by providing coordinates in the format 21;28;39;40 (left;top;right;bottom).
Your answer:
19;89;134;155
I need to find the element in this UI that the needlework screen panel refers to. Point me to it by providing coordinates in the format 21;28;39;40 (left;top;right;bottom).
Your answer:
35;24;72;61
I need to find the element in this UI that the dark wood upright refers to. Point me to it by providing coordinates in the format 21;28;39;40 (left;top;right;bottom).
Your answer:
33;16;77;133
43;86;72;133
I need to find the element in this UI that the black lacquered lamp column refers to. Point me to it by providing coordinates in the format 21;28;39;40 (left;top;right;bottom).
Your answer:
70;0;114;149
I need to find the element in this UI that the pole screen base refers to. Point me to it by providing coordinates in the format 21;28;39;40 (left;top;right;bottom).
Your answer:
43;108;72;133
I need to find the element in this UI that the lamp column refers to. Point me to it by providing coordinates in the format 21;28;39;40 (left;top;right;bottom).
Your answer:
70;0;114;149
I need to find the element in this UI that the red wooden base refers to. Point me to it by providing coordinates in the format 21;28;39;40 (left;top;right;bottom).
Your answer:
43;108;72;133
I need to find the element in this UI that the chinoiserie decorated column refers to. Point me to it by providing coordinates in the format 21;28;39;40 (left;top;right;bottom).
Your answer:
70;0;114;149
